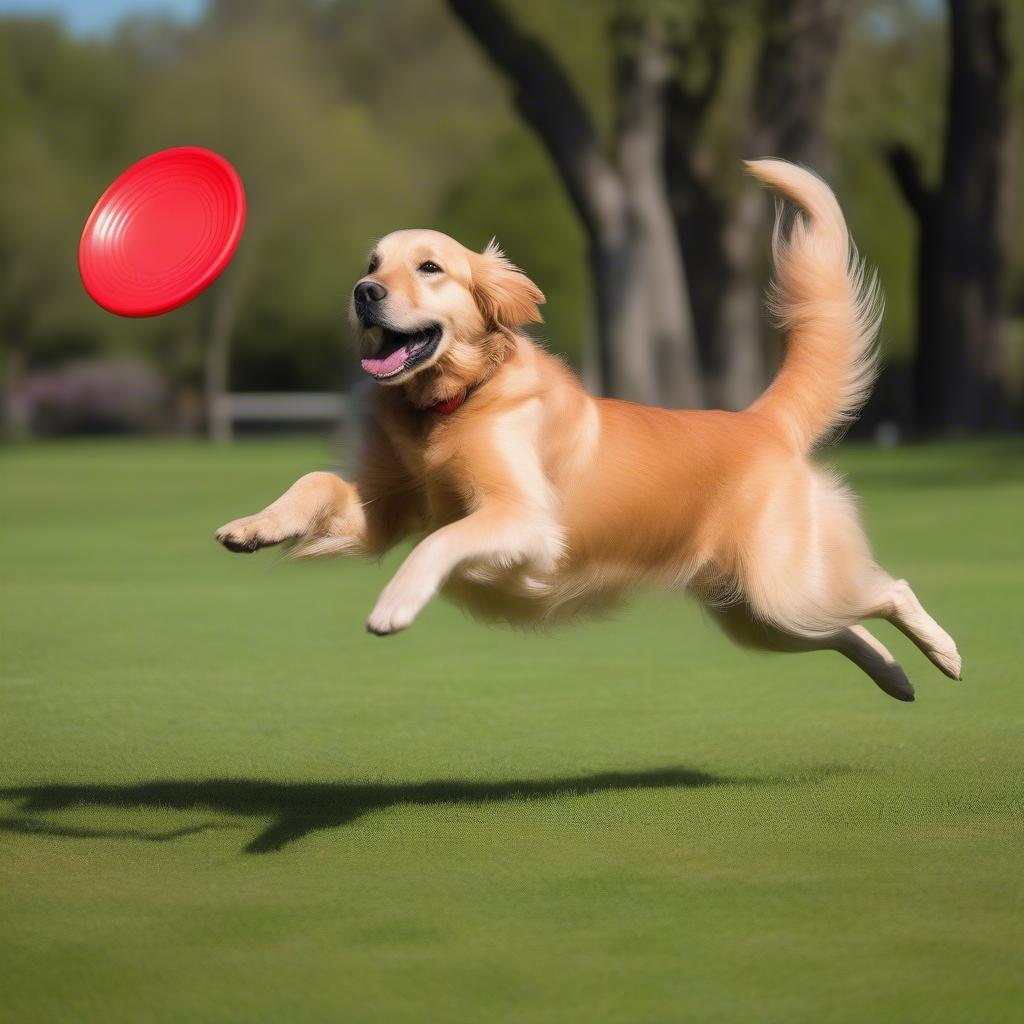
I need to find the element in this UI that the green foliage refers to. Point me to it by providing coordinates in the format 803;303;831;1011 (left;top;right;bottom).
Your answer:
441;130;589;365
0;1;583;399
0;21;134;361
828;2;948;361
0;1;1021;409
122;18;418;389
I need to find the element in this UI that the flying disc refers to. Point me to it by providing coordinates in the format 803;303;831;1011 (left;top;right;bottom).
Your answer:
79;146;246;317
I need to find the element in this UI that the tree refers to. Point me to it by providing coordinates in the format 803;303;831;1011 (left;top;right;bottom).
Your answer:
0;19;135;436
0;129;70;435
447;0;847;410
886;0;1016;432
667;0;844;408
447;0;704;408
128;17;414;439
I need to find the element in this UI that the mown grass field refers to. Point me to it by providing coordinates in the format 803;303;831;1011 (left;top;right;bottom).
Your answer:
1;438;1022;1023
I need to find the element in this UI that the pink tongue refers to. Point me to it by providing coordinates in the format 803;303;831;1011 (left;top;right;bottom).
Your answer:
361;344;412;378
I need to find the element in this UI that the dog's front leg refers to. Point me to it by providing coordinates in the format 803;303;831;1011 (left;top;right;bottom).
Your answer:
366;506;553;635
216;471;368;557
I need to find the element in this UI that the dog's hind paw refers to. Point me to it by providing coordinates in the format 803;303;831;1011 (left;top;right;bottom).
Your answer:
927;641;962;681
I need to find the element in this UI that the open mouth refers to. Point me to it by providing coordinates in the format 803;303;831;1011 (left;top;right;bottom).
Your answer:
360;325;442;380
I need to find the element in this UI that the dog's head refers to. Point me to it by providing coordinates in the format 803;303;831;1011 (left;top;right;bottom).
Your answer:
350;230;544;403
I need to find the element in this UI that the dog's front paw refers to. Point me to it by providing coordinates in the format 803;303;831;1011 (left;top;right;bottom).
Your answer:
366;581;431;636
215;513;292;553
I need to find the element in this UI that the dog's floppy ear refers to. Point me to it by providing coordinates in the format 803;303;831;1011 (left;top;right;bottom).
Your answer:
471;239;545;329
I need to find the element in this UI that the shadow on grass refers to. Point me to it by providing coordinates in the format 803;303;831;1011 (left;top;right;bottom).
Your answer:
0;768;719;854
0;817;230;843
0;767;843;854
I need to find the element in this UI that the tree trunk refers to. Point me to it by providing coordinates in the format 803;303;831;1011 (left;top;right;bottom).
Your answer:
588;226;702;409
1;341;29;439
886;145;944;433
888;0;1014;433
666;0;844;409
203;276;240;443
937;0;1014;430
1;293;38;437
610;13;702;407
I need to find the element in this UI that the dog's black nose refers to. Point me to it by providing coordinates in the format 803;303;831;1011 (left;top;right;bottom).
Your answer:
354;280;387;304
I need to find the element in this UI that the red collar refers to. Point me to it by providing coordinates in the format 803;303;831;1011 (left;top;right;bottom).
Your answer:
424;388;469;415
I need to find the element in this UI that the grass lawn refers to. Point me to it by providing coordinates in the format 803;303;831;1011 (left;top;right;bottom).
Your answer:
1;438;1022;1023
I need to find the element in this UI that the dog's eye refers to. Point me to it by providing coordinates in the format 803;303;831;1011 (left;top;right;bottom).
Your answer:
367;254;380;274
418;261;442;275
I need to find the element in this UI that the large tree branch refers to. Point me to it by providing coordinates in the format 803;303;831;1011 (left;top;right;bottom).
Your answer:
446;0;623;239
612;13;671;184
662;5;729;362
665;0;845;405
749;0;844;162
663;5;726;149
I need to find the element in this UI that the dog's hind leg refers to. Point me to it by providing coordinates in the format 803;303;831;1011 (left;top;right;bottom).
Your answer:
710;603;915;702
832;624;915;701
726;466;959;687
867;577;962;681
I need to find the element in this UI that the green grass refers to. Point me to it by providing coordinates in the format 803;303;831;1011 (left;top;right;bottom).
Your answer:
1;438;1022;1023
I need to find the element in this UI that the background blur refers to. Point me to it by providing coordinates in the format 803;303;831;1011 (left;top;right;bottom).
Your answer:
1;0;1022;441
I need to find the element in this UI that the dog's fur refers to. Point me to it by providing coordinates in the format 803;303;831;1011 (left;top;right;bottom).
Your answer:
217;160;961;701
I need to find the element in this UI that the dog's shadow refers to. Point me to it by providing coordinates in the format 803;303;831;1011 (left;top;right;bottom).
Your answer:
0;767;839;854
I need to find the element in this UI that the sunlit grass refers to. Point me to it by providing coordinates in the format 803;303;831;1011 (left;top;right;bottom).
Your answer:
1;438;1021;1023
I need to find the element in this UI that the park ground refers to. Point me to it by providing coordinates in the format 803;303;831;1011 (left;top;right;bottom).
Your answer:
1;438;1022;1023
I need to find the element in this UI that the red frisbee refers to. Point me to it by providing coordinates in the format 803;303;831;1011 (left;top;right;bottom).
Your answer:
79;146;246;317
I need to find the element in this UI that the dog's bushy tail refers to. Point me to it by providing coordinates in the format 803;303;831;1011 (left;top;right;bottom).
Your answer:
745;159;882;452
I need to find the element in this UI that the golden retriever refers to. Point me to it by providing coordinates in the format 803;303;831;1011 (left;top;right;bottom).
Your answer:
217;160;961;701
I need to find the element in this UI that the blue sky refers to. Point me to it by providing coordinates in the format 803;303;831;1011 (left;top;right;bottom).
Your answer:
0;0;944;39
0;0;205;36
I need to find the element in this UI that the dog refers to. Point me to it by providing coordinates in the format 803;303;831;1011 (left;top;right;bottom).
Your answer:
216;160;961;702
